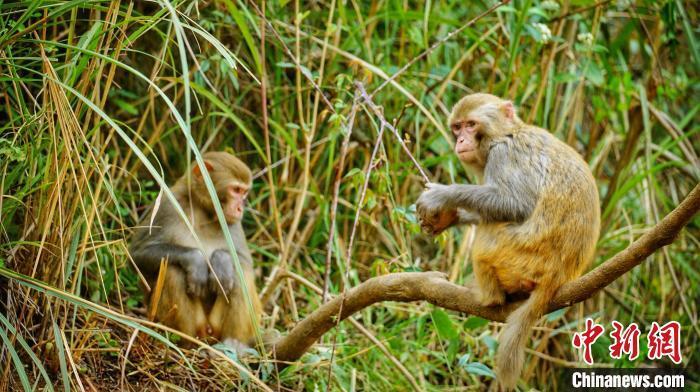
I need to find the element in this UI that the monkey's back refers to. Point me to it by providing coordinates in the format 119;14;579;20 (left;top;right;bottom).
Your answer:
473;127;600;292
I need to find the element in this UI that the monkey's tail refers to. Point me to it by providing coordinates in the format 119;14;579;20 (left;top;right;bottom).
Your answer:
495;286;553;390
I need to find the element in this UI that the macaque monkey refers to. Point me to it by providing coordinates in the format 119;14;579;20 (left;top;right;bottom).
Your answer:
416;94;600;389
130;151;262;351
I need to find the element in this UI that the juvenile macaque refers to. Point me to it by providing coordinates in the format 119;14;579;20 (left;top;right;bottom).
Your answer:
130;151;262;351
416;94;600;389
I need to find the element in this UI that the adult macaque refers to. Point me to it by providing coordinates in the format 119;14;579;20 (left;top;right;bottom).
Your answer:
130;151;261;351
416;94;600;389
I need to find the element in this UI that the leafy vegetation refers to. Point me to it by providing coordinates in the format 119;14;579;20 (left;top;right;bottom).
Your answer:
1;0;698;390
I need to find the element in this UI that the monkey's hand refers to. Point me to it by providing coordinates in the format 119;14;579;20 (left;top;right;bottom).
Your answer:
416;183;457;235
209;249;236;295
182;249;209;298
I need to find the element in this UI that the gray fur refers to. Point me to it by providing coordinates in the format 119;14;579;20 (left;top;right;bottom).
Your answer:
457;209;481;225
129;191;252;298
417;134;543;223
208;249;236;294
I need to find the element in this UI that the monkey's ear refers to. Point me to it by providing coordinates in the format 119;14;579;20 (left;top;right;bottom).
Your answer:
192;160;215;178
502;101;516;120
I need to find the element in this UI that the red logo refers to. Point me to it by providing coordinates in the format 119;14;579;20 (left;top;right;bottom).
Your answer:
572;318;605;365
647;321;682;364
572;319;683;364
609;321;640;360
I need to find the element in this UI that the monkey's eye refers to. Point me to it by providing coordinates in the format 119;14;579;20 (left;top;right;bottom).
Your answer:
230;185;248;196
466;120;477;128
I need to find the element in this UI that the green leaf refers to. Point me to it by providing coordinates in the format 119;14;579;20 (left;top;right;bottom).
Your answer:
458;353;471;366
0;321;31;391
464;316;489;330
113;98;138;115
393;205;418;224
52;322;70;392
461;362;496;378
302;353;322;365
546;308;567;322
0;313;54;391
343;167;363;179
276;61;295;69
481;335;498;354
584;62;604;86
589;44;609;53
431;308;458;340
553;72;579;83
0;139;25;162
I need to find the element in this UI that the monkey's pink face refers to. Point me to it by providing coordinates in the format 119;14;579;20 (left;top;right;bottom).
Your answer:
223;182;249;223
450;118;482;164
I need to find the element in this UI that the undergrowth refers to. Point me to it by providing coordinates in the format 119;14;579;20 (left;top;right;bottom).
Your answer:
0;0;698;390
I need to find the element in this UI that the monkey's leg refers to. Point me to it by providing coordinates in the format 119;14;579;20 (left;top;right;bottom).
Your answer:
472;258;506;306
209;268;262;349
154;267;208;339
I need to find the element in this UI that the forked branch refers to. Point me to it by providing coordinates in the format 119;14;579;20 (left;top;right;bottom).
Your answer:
273;184;700;363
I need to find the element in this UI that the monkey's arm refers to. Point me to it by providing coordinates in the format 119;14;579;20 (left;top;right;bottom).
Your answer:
130;242;203;275
421;183;536;223
419;143;541;223
206;222;254;295
130;241;209;297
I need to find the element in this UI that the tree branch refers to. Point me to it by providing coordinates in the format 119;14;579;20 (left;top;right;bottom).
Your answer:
273;184;699;363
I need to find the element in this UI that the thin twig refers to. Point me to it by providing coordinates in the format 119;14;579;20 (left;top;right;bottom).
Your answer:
370;0;510;96
252;136;331;180
322;96;360;303
356;82;431;183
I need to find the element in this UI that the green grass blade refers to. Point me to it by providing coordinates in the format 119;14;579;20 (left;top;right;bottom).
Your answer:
0;313;54;392
52;322;71;392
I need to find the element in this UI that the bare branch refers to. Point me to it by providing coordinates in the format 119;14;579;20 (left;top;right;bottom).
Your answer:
356;82;431;183
273;183;700;363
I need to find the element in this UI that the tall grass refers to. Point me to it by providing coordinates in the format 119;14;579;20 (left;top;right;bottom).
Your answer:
1;0;698;390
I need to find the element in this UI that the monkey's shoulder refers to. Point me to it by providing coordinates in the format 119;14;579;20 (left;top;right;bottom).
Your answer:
134;196;185;232
133;195;210;241
165;215;251;259
518;128;593;178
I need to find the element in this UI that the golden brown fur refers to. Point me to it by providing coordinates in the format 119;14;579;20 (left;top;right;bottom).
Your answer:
417;94;600;389
130;151;261;348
